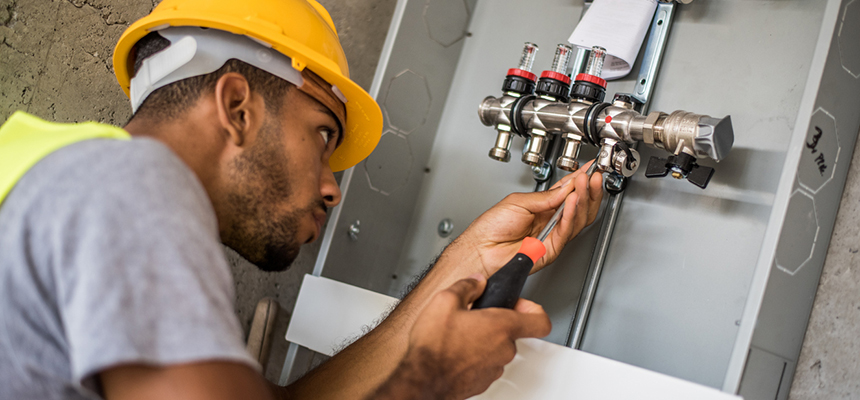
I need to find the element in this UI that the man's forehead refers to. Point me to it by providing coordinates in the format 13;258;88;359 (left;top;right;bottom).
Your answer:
297;70;347;134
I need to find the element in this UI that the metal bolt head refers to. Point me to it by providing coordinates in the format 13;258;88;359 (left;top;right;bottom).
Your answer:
532;161;552;181
348;220;360;241
605;173;625;191
437;219;454;238
671;171;683;179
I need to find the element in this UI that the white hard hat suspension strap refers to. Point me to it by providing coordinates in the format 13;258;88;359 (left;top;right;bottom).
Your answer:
129;26;306;113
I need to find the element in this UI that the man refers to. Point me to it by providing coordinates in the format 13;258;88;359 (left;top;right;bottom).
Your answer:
0;0;603;399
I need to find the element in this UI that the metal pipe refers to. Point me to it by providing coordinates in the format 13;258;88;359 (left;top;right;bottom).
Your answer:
534;135;564;191
568;0;594;77
566;191;623;349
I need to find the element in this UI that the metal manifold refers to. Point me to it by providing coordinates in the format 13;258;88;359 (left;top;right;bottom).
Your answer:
477;1;735;350
478;37;734;190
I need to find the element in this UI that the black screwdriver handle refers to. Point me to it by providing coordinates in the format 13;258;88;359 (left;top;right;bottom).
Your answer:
472;237;546;309
472;254;534;309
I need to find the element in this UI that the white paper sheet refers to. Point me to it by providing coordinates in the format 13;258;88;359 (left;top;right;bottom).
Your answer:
568;0;657;80
285;274;399;356
285;275;741;399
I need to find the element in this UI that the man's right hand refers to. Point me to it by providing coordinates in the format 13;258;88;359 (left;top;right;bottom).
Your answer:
372;274;552;399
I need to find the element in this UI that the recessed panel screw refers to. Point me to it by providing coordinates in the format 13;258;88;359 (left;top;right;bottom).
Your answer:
348;220;360;241
437;218;454;238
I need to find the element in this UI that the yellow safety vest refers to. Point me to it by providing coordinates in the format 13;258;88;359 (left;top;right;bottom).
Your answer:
0;111;131;204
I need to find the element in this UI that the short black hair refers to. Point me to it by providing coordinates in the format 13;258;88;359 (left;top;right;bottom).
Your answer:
128;32;294;121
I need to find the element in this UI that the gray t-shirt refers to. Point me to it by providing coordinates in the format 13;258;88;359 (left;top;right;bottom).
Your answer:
0;138;258;400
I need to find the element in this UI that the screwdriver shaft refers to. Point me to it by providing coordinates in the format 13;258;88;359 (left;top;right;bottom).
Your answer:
537;160;599;243
537;203;565;242
586;160;600;177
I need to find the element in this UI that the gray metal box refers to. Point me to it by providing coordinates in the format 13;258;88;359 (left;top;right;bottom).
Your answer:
307;0;860;398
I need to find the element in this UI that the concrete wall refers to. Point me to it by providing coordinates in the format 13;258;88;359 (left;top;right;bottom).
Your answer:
0;0;857;397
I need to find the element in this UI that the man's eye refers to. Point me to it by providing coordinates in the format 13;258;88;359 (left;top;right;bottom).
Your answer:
319;128;332;145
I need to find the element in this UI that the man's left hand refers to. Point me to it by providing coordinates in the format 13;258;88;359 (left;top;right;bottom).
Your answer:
448;160;603;279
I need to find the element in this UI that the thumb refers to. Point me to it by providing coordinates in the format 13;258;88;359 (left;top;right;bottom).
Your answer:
440;274;487;310
508;299;552;338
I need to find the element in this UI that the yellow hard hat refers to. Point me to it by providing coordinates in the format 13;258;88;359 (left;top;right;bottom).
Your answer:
113;0;383;172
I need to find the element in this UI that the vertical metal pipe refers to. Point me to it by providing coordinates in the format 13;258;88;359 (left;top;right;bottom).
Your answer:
568;1;594;77
538;1;593;190
534;135;564;192
566;1;676;350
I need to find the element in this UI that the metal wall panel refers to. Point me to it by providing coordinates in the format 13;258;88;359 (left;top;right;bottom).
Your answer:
319;0;478;293
737;3;860;398
311;0;860;397
580;1;829;389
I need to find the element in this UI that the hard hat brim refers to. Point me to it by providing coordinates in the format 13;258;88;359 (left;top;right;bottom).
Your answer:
114;13;382;172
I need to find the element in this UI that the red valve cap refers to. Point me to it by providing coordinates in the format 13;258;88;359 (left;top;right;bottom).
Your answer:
575;73;607;88
540;70;571;85
507;68;537;82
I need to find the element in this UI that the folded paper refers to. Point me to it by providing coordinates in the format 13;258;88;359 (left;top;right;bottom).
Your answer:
568;0;658;80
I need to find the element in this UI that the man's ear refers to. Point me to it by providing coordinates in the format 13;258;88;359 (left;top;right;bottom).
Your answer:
214;72;263;147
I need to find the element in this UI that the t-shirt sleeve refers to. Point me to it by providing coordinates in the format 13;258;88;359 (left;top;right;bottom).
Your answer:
38;139;259;389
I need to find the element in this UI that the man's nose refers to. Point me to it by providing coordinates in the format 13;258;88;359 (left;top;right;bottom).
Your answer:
321;167;342;208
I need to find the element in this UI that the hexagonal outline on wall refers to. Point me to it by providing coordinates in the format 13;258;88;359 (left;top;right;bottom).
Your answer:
381;69;433;135
775;189;821;276
798;107;841;195
363;130;413;196
838;0;860;78
422;0;471;48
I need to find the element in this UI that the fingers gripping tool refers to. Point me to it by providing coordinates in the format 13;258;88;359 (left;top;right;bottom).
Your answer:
472;203;565;309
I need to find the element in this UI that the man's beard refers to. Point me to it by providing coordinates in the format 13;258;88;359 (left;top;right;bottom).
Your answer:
221;118;322;272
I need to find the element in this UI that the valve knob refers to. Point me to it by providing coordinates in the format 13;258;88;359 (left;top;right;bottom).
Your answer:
645;153;715;189
693;115;734;162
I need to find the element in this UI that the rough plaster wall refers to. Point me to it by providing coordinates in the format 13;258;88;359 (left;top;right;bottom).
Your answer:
0;0;153;125
1;0;858;395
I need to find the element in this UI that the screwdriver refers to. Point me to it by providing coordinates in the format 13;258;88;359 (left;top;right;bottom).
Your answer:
471;161;600;309
472;203;566;309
